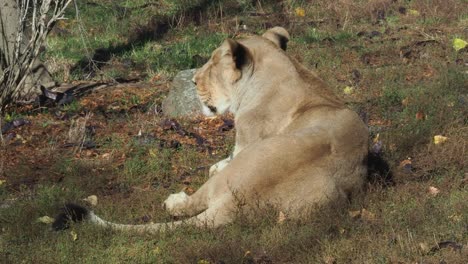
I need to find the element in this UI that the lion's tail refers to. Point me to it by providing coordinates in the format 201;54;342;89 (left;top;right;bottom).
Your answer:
52;203;191;234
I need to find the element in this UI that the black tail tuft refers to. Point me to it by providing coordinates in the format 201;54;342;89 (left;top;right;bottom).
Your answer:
367;152;394;186
52;203;89;231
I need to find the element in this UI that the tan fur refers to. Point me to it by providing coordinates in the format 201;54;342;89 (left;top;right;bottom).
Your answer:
88;28;368;233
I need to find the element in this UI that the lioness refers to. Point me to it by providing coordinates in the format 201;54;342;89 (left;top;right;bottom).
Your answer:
55;27;368;233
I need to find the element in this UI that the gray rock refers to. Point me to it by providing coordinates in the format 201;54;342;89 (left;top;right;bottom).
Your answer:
162;69;203;118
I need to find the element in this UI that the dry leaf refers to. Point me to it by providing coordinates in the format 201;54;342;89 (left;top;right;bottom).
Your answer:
372;133;380;143
101;153;111;159
183;187;195;194
448;214;461;223
415;111;425;120
433;135;448;144
70;230;78;241
348;210;361;218
428;186;440;196
277;211;286;224
419;242;430;253
0;179;6;186
323;256;337;264
401;97;409;106
399;158;412;173
37;216;55;224
295;7;305;17
83;195;98;206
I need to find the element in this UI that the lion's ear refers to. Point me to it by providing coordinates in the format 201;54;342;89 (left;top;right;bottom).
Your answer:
262;27;290;50
219;39;252;82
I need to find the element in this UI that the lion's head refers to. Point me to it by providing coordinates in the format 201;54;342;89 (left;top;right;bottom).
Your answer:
193;27;290;116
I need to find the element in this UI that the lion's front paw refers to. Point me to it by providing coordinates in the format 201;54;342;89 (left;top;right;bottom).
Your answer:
162;191;189;216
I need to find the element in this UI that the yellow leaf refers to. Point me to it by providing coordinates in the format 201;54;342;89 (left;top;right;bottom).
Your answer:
433;135;448;144
149;149;157;158
197;260;210;264
37;216;55;224
70;230;78;241
372;133;380;144
83;195;98;206
408;9;420;16
453;38;467;52
295;7;305;17
0;179;6;186
343;86;354;95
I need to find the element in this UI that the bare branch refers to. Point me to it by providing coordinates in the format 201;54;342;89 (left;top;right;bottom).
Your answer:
0;0;73;110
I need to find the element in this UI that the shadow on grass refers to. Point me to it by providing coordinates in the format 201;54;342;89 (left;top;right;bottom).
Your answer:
69;0;221;78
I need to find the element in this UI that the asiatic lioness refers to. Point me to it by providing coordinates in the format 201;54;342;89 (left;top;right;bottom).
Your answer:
56;27;368;233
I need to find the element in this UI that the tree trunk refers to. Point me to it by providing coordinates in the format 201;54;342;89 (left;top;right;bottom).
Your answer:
0;0;55;103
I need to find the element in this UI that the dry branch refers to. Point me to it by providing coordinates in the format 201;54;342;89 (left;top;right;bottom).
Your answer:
0;0;72;110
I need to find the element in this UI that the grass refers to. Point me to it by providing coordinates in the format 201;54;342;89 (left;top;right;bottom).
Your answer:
1;0;467;263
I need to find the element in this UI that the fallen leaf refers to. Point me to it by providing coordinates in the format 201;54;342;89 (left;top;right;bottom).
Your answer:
433;135;448;144
83;195;98;206
399;158;412;173
372;133;380;143
197;260;210;264
37;216;55;224
408;9;420;16
101;153;111;159
323;256;337;264
183;186;195;194
453;38;467;52
70;230;78;241
401;97;409;106
448;214;461;223
349;210;361;218
343;86;354;95
295;7;305;17
0;179;6;186
277;211;286;224
428;186;440;196
419;242;430;253
415;111;425;120
148;148;157;158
